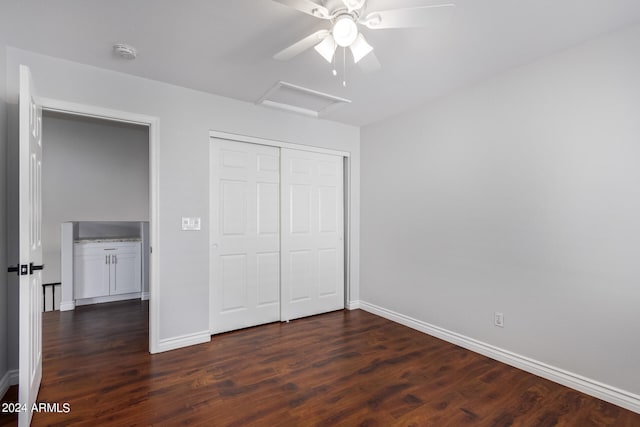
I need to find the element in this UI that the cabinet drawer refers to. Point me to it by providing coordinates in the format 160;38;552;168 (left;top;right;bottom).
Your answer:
74;241;140;254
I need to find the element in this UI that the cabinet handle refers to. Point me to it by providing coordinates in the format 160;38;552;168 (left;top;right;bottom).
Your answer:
113;255;117;264
105;255;109;265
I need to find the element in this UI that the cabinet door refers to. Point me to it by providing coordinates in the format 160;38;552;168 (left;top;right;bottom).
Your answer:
110;245;141;295
74;252;110;299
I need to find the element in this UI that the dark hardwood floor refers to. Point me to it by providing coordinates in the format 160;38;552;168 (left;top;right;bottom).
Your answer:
1;300;639;426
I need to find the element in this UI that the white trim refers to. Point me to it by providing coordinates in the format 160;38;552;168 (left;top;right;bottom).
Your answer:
141;292;150;301
40;97;161;354
259;100;320;118
346;300;360;310
343;157;351;308
359;300;640;414
157;331;211;353
75;293;142;306
148;116;160;354
59;301;76;312
0;369;19;399
209;130;351;158
41;98;156;127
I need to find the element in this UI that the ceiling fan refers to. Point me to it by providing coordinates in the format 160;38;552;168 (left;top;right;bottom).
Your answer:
273;0;455;73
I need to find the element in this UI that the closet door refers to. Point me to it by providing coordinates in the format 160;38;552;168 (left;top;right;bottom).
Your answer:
281;149;344;321
211;140;280;333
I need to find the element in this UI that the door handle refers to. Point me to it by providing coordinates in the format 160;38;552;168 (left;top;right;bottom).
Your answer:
29;262;44;275
8;265;29;276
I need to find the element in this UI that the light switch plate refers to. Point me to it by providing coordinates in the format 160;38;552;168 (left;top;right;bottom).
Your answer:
181;217;201;231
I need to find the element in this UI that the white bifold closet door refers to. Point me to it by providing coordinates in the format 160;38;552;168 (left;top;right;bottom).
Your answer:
280;148;344;321
211;140;281;334
211;139;345;334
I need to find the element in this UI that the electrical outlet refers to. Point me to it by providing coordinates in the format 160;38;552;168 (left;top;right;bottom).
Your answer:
494;312;504;328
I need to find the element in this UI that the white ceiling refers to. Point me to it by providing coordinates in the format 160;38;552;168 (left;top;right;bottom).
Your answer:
1;0;639;126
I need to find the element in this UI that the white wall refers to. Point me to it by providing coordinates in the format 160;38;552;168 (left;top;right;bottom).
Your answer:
42;113;149;284
4;48;360;358
0;41;8;388
361;23;640;399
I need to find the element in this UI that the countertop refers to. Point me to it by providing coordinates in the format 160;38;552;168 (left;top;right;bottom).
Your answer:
74;237;142;243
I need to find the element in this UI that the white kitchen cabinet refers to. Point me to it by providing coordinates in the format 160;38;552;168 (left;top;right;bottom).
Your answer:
74;239;142;301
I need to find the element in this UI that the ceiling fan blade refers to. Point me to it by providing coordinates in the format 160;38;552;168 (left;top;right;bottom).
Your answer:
272;0;331;19
341;0;366;11
362;3;455;29
274;30;330;61
357;50;381;73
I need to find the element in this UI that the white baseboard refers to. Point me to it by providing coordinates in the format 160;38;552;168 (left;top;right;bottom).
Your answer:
75;293;142;307
141;292;150;301
59;300;76;311
0;369;19;399
346;300;360;310
156;330;211;353
359;300;640;414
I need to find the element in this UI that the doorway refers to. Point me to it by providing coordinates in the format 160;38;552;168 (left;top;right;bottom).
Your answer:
39;99;160;353
41;111;150;312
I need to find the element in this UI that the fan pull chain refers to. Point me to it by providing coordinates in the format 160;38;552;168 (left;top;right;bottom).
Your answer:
342;47;347;87
332;50;337;76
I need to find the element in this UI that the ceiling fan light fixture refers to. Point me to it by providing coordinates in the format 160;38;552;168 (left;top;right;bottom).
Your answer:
332;15;358;47
314;35;337;63
349;33;373;63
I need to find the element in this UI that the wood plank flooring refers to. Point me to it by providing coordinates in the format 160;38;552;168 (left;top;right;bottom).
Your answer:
1;300;639;426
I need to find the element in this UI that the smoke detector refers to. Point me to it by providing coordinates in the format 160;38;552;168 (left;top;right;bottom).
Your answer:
113;43;137;60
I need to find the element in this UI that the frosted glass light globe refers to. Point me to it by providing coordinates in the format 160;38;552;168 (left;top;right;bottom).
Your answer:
332;16;358;47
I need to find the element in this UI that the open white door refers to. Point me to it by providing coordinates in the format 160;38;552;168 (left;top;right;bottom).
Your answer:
18;64;43;427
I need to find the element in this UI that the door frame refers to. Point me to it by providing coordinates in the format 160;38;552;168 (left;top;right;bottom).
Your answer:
40;97;161;353
208;130;353;331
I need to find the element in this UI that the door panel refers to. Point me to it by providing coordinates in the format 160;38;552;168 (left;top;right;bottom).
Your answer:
281;149;344;321
256;252;279;306
211;140;280;333
290;185;312;234
318;248;338;296
18;65;43;427
221;181;247;236
289;250;312;301
319;187;338;232
220;254;247;311
257;183;279;234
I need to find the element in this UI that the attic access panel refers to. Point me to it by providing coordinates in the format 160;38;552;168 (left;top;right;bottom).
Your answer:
257;81;351;118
